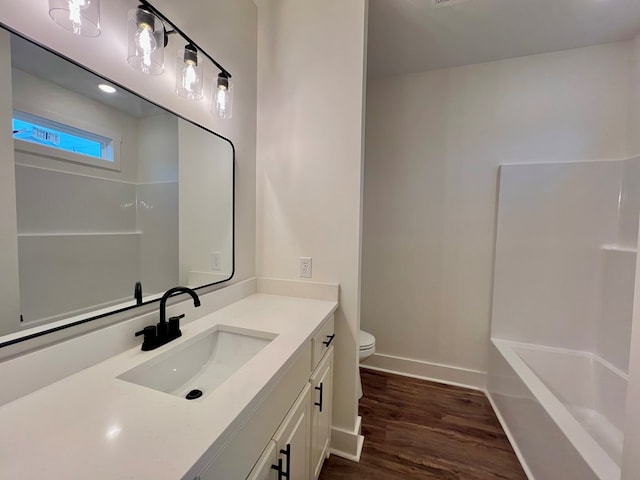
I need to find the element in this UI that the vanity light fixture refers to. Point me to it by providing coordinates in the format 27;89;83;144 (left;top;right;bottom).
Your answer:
127;5;166;75
49;0;101;37
176;44;203;100
128;0;234;117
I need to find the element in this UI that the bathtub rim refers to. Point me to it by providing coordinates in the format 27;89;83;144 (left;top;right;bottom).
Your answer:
491;338;621;480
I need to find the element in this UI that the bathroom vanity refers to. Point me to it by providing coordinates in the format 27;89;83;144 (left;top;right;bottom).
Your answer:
0;290;337;480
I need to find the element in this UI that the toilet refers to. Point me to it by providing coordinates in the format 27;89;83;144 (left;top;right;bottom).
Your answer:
357;329;376;399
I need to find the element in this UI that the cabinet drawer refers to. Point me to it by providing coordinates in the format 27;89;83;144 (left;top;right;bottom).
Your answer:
311;315;335;371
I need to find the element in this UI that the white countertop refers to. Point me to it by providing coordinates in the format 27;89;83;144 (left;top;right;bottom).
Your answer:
0;293;337;479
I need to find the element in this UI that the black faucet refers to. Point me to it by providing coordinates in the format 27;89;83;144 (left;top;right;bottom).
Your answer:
135;286;201;351
134;281;143;305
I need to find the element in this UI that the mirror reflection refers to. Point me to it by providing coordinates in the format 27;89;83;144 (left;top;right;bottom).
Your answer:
0;31;234;338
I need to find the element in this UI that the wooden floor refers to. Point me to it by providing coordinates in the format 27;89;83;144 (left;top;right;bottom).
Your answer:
319;369;527;480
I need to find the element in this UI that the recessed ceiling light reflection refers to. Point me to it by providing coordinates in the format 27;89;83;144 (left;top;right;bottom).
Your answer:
105;424;122;439
98;84;116;94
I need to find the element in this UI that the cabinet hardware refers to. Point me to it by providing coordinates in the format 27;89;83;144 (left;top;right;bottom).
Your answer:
271;458;284;480
280;443;291;479
323;334;335;347
315;382;324;412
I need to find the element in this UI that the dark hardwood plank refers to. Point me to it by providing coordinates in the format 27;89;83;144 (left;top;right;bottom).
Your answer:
319;369;527;480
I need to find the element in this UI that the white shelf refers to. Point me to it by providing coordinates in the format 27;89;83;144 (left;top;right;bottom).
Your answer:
17;231;142;237
601;245;637;254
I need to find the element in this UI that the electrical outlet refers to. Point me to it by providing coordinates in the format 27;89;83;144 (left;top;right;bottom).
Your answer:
211;252;222;271
299;257;312;278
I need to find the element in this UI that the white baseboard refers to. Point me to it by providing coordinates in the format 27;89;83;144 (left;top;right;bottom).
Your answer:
329;416;364;462
361;353;487;391
486;392;535;480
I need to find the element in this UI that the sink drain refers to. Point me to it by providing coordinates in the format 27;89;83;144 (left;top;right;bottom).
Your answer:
186;389;203;400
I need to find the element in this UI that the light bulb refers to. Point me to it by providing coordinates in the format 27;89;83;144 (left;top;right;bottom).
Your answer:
49;0;100;37
182;62;197;94
175;45;202;100
127;8;164;75
135;22;157;73
68;0;89;35
214;73;233;119
216;86;229;116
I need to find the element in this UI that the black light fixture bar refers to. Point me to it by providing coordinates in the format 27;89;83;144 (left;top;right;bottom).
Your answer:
138;0;232;79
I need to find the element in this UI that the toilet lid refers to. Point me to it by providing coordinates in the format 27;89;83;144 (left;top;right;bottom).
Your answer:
359;330;375;349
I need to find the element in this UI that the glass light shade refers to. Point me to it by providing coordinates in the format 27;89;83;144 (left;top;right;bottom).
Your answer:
49;0;101;37
212;74;233;119
127;8;165;75
175;46;203;100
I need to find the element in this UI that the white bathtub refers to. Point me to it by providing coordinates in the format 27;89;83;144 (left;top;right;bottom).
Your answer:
488;339;627;480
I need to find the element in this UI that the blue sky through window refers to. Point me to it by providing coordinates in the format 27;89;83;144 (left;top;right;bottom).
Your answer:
13;117;104;159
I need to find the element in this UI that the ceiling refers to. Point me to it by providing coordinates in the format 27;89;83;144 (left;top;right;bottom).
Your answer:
367;0;640;78
10;33;165;119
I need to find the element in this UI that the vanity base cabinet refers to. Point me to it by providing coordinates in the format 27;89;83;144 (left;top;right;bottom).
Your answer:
310;346;333;479
193;344;311;480
190;316;335;480
246;441;278;480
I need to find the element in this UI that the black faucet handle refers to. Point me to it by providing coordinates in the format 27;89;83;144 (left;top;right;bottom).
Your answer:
135;325;158;351
168;314;184;339
135;325;156;337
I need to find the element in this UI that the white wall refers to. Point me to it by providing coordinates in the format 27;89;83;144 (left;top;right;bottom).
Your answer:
492;161;620;350
0;30;20;336
15;165;140;323
149;0;258;285
629;34;640;158
178;119;234;283
0;0;257;286
137;113;179;296
137;113;178;184
255;0;368;456
621;31;640;480
491;159;637;373
362;42;631;379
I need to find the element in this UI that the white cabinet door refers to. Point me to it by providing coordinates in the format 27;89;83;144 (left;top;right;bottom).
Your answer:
246;441;279;480
310;346;333;480
312;315;335;370
273;384;311;480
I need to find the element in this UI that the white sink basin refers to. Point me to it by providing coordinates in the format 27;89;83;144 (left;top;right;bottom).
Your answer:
118;325;277;400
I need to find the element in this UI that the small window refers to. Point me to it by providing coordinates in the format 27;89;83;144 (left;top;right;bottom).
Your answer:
12;110;117;169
